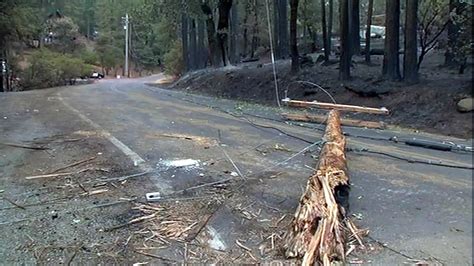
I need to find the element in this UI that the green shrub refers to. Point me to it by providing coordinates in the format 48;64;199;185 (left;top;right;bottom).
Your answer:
20;49;91;90
79;49;99;65
163;40;184;77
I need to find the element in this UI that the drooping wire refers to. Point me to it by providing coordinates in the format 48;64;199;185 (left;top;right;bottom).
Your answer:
285;80;337;104
264;0;281;108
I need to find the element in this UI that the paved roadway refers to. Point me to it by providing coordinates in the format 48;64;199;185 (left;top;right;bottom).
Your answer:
1;76;472;264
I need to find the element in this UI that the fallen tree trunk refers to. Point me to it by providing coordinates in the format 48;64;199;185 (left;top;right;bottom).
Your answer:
282;112;386;129
282;98;389;115
284;110;350;265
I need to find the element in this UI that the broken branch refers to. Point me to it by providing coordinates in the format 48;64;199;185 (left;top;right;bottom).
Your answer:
282;99;389;115
104;213;157;232
50;157;96;173
0;141;49;150
282;113;386;129
24;168;90;180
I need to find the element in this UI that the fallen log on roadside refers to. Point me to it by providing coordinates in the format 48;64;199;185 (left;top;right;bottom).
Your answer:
282;98;389;115
282;112;386;129
284;110;353;265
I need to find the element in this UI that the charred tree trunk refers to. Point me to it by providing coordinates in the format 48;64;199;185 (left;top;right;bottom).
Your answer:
181;12;189;72
217;0;233;66
242;0;251;58
321;0;329;60
250;0;259;58
273;0;281;59
365;0;374;63
403;0;418;83
328;0;333;54
382;0;401;81
202;2;223;67
279;0;289;58
339;0;351;80
445;0;459;66
284;110;350;265
230;3;239;64
290;0;299;73
189;19;197;70
197;19;207;68
349;0;360;55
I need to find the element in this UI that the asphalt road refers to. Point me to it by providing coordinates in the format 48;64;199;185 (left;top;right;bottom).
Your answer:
1;75;472;264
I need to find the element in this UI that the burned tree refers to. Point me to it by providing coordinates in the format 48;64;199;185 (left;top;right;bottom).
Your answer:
382;0;401;81
181;11;189;72
339;0;351;80
321;0;330;61
349;0;361;55
290;0;299;73
201;0;233;67
365;0;374;63
403;0;418;83
278;0;289;58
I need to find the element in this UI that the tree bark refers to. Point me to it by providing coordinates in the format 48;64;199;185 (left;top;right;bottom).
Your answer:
403;0;418;83
181;12;189;72
273;0;281;59
339;0;351;80
290;0;299;73
217;0;233;66
201;2;224;67
242;0;250;58
349;0;361;55
279;0;289;59
282;112;386;129
250;0;259;58
365;0;373;63
197;19;207;68
321;0;329;60
230;3;239;64
328;0;333;54
382;0;401;81
189;19;197;70
445;0;459;66
284;110;349;265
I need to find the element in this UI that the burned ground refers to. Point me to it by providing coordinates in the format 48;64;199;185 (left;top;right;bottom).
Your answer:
168;52;472;138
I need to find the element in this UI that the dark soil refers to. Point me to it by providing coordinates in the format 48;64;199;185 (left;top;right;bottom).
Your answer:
169;52;473;139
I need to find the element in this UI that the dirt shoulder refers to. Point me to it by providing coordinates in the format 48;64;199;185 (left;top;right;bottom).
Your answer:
166;52;472;139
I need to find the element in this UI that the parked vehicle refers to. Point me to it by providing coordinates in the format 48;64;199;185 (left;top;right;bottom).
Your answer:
91;72;104;79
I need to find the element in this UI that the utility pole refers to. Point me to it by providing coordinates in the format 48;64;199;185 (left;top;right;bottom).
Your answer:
122;13;129;78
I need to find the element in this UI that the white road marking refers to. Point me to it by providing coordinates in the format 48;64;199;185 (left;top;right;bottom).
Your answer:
57;94;146;167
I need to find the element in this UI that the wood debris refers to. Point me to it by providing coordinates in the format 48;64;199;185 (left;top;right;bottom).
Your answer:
282;98;389;115
284;110;361;265
149;133;217;146
0;141;49;150
282;112;386;129
24;168;90;180
50;156;96;173
133;203;200;241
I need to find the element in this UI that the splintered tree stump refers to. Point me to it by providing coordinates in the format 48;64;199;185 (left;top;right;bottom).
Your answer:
284;110;350;265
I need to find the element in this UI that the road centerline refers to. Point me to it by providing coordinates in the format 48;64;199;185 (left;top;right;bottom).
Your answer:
57;93;147;168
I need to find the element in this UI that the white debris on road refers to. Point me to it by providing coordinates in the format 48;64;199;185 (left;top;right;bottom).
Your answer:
157;159;201;171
